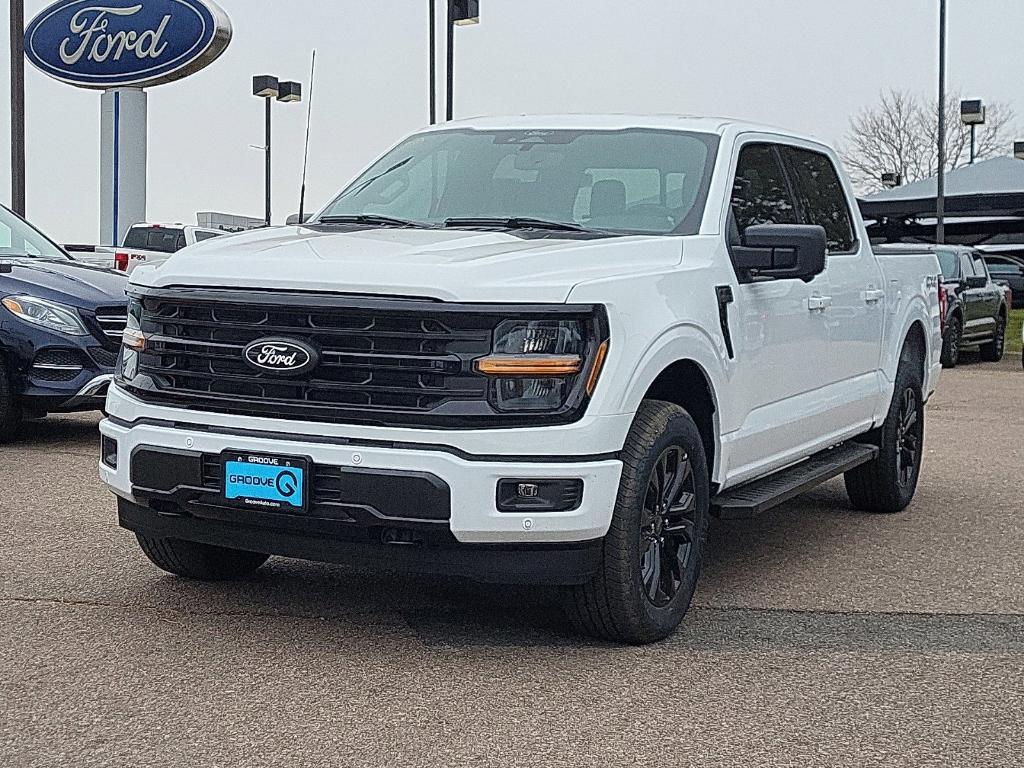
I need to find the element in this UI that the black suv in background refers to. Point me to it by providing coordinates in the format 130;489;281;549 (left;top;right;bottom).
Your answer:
934;246;1009;367
0;205;127;438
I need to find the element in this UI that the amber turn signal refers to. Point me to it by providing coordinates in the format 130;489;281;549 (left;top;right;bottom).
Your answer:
122;328;147;352
475;355;583;376
586;341;609;396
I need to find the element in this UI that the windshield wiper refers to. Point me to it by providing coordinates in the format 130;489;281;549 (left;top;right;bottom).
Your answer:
334;156;414;200
443;217;593;233
316;214;430;229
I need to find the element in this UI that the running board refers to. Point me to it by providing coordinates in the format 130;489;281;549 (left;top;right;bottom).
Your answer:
711;442;879;519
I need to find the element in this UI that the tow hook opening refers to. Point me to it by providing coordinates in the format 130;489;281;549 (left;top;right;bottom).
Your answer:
380;528;424;547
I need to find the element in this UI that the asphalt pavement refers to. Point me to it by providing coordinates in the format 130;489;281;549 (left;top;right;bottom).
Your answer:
2;355;1022;767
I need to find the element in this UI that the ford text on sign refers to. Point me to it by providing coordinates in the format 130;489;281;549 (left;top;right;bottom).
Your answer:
25;0;232;89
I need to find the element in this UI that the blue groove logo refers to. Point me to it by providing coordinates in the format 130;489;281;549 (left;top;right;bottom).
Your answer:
25;0;232;89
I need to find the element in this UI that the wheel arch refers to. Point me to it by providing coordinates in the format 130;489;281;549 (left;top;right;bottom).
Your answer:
615;327;725;485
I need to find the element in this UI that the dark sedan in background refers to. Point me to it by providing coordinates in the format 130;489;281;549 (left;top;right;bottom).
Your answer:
1;205;127;438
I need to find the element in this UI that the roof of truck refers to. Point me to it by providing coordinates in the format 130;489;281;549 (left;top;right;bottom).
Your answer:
424;114;823;144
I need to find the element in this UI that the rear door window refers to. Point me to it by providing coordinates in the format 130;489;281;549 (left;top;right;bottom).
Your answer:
730;143;799;233
782;147;856;253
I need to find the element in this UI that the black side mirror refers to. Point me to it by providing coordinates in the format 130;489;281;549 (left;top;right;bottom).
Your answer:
731;224;827;283
964;275;987;289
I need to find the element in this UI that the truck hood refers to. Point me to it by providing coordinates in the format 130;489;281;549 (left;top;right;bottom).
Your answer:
132;226;684;303
0;257;128;309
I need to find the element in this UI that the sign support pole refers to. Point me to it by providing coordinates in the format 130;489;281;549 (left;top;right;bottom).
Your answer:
10;0;26;215
100;88;147;247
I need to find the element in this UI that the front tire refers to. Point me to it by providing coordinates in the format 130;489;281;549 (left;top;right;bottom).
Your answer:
0;360;23;442
940;316;962;368
564;400;709;644
979;314;1006;362
136;536;270;580
845;343;925;513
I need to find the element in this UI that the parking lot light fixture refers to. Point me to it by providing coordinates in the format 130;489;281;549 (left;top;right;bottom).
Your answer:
881;172;902;189
252;75;302;226
1014;142;1024;161
277;81;302;103
960;99;986;164
452;0;480;25
446;0;480;121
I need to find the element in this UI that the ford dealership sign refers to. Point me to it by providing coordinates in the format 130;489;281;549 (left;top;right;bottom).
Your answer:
25;0;232;89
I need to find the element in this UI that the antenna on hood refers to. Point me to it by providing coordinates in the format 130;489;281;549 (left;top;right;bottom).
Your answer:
298;49;317;223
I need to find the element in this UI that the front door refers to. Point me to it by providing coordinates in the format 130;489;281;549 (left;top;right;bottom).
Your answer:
723;141;833;482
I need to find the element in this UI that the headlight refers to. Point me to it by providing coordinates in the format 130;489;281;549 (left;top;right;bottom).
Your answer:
117;298;145;382
1;295;89;336
475;316;609;412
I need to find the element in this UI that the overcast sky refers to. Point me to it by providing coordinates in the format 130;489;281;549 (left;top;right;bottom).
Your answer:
2;0;1023;243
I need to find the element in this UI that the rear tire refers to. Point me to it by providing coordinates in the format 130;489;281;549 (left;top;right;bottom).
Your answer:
979;314;1006;362
136;536;269;580
564;400;710;644
0;360;23;442
940;316;961;368
845;342;925;513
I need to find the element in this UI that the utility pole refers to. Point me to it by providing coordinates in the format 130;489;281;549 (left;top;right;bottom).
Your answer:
10;0;26;215
429;0;436;124
936;0;947;244
446;0;455;121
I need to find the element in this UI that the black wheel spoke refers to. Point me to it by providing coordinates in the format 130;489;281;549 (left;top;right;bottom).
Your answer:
638;445;699;608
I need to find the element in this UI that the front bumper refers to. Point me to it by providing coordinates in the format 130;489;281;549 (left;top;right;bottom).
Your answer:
100;386;626;565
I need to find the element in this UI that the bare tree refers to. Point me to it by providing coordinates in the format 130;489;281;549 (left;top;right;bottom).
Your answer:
841;88;1015;193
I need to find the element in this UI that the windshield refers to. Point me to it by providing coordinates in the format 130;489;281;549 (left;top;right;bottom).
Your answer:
0;206;67;260
936;250;959;280
319;128;720;235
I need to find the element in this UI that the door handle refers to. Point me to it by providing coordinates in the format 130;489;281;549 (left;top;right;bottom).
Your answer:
862;289;886;304
808;295;832;312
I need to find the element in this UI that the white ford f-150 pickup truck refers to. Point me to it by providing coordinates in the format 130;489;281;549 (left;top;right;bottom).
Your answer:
100;116;942;644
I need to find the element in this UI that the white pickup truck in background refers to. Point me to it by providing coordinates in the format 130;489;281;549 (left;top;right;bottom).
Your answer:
100;115;942;644
64;224;226;273
113;223;225;274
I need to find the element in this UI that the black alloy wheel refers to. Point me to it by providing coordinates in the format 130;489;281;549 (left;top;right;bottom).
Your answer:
896;387;922;489
640;446;698;607
942;317;961;368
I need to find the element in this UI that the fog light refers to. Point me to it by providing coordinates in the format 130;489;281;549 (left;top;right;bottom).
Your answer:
101;435;118;469
496;479;583;513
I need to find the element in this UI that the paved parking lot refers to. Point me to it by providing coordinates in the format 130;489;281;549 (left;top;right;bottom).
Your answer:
2;356;1022;767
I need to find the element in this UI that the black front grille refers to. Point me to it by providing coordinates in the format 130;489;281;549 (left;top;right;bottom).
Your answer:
89;346;119;369
94;307;128;347
123;289;600;428
31;349;85;382
129;292;499;425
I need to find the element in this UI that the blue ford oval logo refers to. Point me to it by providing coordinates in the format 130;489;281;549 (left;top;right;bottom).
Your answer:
25;0;232;89
243;338;319;377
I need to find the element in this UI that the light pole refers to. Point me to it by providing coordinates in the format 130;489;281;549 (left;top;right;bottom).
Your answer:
10;0;26;215
253;76;302;227
430;0;479;124
960;99;986;164
936;0;947;244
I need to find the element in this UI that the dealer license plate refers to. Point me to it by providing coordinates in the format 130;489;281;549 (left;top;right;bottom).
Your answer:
222;452;309;512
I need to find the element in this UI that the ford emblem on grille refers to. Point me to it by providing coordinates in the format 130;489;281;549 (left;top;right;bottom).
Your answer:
243;338;318;376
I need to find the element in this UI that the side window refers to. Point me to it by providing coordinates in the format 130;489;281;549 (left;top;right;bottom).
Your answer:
783;147;856;253
972;257;989;279
960;253;976;277
730;143;798;233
